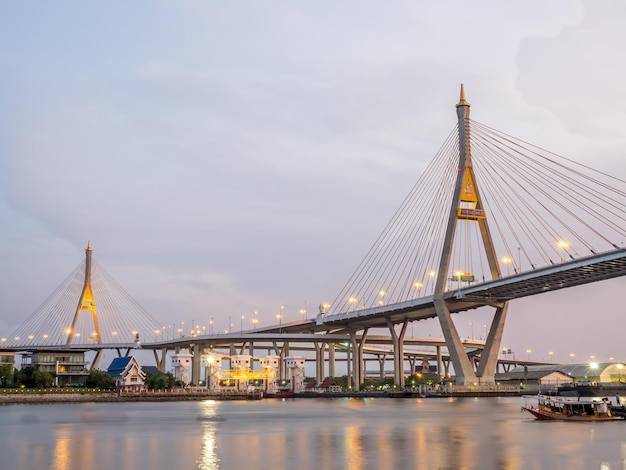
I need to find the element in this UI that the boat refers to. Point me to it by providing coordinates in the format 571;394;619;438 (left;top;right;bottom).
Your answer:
522;394;624;421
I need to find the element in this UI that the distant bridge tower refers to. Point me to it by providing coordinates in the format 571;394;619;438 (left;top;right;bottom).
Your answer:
66;240;104;368
434;85;508;385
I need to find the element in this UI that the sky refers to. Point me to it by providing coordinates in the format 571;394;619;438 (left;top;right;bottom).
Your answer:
1;0;625;366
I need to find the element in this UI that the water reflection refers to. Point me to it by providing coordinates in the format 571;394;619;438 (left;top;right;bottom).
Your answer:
198;400;220;470
52;426;71;470
2;398;626;469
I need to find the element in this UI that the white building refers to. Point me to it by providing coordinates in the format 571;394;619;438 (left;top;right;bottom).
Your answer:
171;349;193;385
285;356;306;393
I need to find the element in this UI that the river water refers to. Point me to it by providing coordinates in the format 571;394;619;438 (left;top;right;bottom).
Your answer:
0;396;624;470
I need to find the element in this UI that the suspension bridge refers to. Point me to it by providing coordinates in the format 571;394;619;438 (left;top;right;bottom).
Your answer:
2;85;625;387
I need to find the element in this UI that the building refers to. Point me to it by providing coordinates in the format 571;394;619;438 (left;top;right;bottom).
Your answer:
495;362;626;392
285;356;306;393
22;350;89;387
171;349;193;385
107;356;146;391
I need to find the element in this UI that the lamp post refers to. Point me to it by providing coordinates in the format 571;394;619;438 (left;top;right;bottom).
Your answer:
378;290;386;306
252;310;258;329
501;256;512;276
276;311;283;332
240;315;244;334
558;240;569;262
414;282;423;297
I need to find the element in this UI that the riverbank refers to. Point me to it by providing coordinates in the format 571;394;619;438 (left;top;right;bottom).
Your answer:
0;389;262;404
1;385;523;404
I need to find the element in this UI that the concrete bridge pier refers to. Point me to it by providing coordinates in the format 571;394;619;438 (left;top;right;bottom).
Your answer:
386;319;408;388
191;343;202;385
437;346;443;381
314;342;325;382
153;347;168;372
435;298;478;385
328;343;335;378
476;303;509;384
349;328;369;391
377;354;386;380
272;342;289;380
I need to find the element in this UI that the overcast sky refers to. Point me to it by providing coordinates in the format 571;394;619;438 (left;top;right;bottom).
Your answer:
1;1;625;365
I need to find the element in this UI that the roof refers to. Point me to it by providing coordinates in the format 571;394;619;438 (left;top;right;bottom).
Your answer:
498;363;624;381
141;366;164;375
107;357;134;377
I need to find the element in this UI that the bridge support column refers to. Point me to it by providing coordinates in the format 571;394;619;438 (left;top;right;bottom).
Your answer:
328;343;335;379
158;347;168;372
386;319;408;388
436;346;443;382
378;354;386;380
272;342;289;380
476;303;509;384
191;344;202;385
346;344;351;389
408;356;416;376
314;343;325;382
349;329;369;391
434;298;477;385
91;350;103;370
248;342;255;370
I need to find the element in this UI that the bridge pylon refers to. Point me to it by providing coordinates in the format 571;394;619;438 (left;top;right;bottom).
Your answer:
433;85;507;385
67;240;104;369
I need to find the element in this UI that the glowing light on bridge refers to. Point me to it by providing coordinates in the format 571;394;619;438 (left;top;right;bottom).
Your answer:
501;256;512;275
557;240;569;262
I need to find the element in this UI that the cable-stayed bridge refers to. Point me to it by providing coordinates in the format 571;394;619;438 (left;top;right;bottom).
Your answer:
2;86;626;386
317;85;626;385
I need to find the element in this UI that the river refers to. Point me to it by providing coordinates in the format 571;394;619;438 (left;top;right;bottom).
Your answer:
0;396;623;469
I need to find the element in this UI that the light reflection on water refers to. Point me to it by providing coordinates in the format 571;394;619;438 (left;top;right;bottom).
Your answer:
1;397;625;469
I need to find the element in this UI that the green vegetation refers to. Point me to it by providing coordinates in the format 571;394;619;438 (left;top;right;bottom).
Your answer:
86;369;116;389
144;371;176;390
0;364;14;386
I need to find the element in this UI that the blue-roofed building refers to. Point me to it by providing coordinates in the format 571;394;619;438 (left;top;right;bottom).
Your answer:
107;356;146;391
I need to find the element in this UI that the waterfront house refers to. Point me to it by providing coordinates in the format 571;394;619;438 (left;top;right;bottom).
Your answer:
107;356;146;391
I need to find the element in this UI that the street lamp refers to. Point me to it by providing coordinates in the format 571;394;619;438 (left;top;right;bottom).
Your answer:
300;308;307;320
240;315;245;334
526;349;532;360
414;282;423;297
378;290;386;306
557;240;569;262
501;256;512;276
252;310;258;329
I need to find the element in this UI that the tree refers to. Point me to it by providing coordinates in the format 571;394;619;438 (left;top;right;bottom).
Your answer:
15;367;36;388
0;364;14;387
145;371;176;390
86;369;116;389
33;370;55;388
